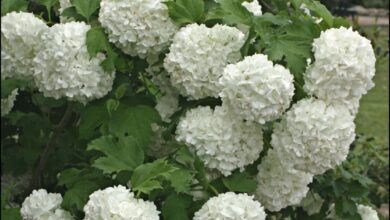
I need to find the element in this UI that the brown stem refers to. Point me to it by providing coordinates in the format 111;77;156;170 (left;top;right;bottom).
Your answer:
29;102;75;189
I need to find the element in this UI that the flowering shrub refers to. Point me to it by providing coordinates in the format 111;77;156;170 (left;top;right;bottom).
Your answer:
0;0;383;219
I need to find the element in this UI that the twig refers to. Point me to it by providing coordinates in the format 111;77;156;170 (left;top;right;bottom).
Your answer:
29;102;75;189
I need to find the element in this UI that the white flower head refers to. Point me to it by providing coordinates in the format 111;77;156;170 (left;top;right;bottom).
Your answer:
327;204;379;220
358;204;380;220
304;27;376;108
271;98;356;175
99;0;178;58
255;150;313;212
1;88;18;117
21;189;72;220
32;22;115;104
219;54;294;124
1;12;48;81
83;185;159;220
176;105;263;176
194;192;267;220
164;24;245;100
242;0;263;16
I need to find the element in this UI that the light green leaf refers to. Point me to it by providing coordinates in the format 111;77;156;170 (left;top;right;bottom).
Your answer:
222;171;257;193
1;208;22;220
165;0;205;25
86;27;110;57
169;169;194;193
71;0;100;21
106;99;119;116
130;159;177;194
1;0;28;16
87;135;144;174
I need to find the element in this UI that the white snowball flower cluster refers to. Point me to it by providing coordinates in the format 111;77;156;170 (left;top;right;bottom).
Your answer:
164;24;245;99
98;0;178;58
1;12;48;80
299;192;324;216
271;98;356;175
194;192;267;220
304;27;376;115
1;89;18;117
327;204;379;220
21;189;73;220
176;106;263;176
255;150;313;212
242;0;263;16
219;54;294;124
83;185;159;220
32;22;115;104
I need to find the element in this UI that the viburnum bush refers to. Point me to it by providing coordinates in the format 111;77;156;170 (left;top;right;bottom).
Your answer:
0;0;384;219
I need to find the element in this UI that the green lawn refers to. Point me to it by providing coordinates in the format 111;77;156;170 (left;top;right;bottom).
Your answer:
355;26;389;146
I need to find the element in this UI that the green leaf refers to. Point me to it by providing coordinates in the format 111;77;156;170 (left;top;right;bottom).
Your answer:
107;104;161;148
222;171;257;193
130;159;177;194
32;93;66;109
36;0;57;10
162;193;192;220
62;180;100;212
218;0;252;26
290;0;333;27
79;103;109;140
115;83;129;100
1;79;27;99
1;208;22;220
87;135;144;174
106;99;119;116
169;169;194;193
86;27;110;57
335;197;358;217
1;0;28;16
165;0;205;25
60;6;86;21
71;0;100;21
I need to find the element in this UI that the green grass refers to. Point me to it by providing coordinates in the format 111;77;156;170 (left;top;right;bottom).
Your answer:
355;26;389;146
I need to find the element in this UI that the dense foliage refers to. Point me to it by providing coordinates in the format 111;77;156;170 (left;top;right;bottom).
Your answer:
1;0;387;219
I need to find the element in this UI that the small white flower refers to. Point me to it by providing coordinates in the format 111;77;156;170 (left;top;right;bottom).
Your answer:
164;24;245;99
194;192;267;220
176;105;263;176
242;0;263;16
219;54;294;124
1;88;18;117
83;185;159;220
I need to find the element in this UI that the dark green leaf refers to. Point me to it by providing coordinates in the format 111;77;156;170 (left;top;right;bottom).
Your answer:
1;79;27;99
79;103;109;140
71;0;100;21
222;171;257;193
60;6;86;21
62;180;100;212
36;0;57;9
162;193;192;220
87;135;144;174
106;99;119;116
218;0;252;25
107;104;161;148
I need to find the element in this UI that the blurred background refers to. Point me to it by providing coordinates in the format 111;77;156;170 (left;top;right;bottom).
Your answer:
321;0;389;218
